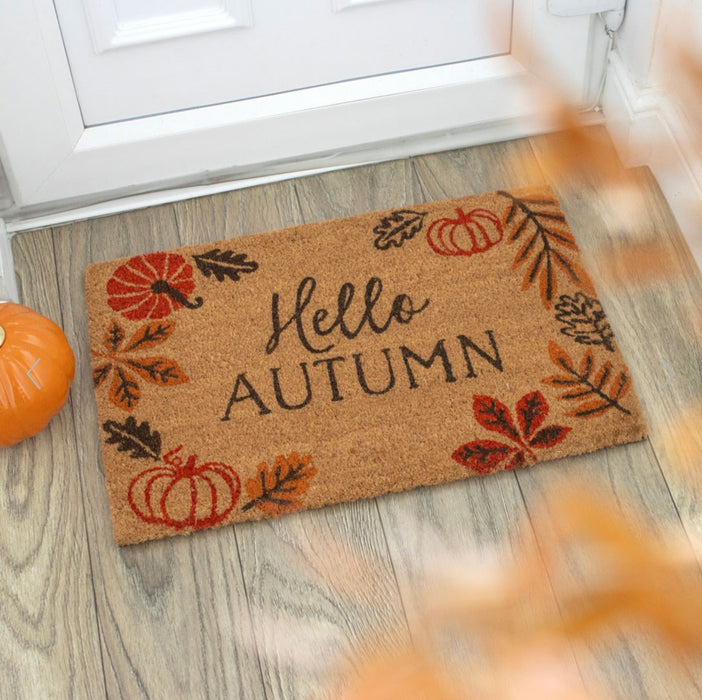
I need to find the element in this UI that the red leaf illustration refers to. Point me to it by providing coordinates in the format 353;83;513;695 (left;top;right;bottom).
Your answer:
529;425;571;449
454;390;571;476
451;440;516;475
516;390;549;440
473;395;521;443
505;450;529;470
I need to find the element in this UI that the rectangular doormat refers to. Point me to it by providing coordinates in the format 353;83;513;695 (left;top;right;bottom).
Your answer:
85;186;647;545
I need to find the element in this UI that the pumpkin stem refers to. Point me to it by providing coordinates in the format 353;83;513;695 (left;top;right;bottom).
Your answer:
151;280;204;310
0;325;5;349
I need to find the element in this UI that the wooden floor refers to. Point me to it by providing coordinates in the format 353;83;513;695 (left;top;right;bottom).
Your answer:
4;132;702;699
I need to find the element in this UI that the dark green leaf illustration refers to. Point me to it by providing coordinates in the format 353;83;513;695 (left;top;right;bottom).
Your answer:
373;209;427;250
103;416;162;461
193;249;259;282
554;292;615;351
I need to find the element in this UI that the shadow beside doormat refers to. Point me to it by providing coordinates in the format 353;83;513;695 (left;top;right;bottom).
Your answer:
85;186;647;545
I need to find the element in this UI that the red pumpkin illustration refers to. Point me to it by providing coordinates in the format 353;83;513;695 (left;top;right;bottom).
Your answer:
128;445;241;531
426;207;503;257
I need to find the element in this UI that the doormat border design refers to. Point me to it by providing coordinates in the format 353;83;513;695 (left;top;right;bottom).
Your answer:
86;185;647;545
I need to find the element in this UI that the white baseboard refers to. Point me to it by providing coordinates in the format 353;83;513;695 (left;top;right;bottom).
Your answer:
0;219;18;302
603;51;702;273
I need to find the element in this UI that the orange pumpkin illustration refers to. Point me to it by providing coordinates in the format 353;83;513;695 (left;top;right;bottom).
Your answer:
128;445;241;530
427;207;503;257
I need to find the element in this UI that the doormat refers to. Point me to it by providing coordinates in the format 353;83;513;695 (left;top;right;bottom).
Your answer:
85;186;647;545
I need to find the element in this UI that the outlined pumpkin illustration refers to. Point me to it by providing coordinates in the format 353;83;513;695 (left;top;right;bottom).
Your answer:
0;302;75;447
427;207;504;257
128;445;241;530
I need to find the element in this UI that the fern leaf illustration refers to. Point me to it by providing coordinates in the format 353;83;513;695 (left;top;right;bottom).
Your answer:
542;341;632;418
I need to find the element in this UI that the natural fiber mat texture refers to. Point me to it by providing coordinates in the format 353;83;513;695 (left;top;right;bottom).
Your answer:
86;186;647;545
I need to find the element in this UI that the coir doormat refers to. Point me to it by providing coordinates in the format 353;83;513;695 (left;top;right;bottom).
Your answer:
86;186;647;545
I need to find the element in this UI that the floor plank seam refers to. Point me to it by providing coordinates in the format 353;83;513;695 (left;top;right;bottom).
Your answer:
50;227;111;699
232;528;272;700
512;471;591;695
372;498;414;646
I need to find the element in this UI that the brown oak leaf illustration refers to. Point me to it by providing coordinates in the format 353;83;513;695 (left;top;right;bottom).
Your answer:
542;340;632;418
498;190;596;309
242;452;316;517
91;320;188;412
452;391;571;475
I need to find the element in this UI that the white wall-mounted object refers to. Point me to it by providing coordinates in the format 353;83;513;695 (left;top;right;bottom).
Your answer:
548;0;625;15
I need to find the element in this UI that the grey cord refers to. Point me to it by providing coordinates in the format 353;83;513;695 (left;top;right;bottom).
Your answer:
580;15;616;113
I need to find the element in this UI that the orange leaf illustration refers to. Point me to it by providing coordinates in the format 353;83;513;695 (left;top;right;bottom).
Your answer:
548;340;574;373
123;321;176;351
124;357;189;386
242;453;316;517
91;318;188;412
543;342;633;419
109;367;141;411
499;191;594;308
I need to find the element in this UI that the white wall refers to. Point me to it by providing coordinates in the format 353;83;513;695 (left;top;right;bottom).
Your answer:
603;0;702;271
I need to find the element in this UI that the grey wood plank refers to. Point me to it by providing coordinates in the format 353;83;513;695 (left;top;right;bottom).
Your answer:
368;142;584;689
2;231;105;699
51;204;265;700
528;138;702;557
519;130;702;697
230;174;412;700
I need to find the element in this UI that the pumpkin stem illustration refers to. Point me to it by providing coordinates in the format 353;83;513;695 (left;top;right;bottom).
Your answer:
150;280;204;310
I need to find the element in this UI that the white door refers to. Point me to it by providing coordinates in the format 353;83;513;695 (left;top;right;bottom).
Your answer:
54;0;512;125
0;0;598;212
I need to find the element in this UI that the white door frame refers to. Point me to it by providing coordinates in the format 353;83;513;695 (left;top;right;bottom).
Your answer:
0;0;596;215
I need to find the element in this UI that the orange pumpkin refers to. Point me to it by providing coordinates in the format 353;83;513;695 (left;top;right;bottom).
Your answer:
0;302;75;447
427;207;503;257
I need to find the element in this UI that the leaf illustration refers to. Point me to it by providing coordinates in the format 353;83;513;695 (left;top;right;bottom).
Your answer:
93;362;112;388
193;249;259;282
529;425;571;448
542;341;632;418
548;340;575;374
242;453;316;516
554;292;615;351
102;416;162;461
505;451;528;470
92;318;187;413
373;209;427;250
124;321;176;351
516;391;549;440
104;321;126;353
125;358;189;386
473;395;521;443
109;367;141;412
498;190;595;308
454;389;571;475
451;440;517;475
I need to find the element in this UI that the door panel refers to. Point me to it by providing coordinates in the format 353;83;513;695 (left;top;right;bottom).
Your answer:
55;0;512;124
84;0;254;52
